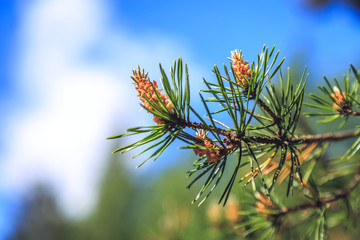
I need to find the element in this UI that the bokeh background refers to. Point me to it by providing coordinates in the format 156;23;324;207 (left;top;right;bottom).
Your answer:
1;0;360;239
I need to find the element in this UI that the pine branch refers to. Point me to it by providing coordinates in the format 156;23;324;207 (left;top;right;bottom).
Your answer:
110;47;360;238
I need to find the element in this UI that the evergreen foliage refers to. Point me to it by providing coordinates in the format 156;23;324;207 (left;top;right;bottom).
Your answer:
109;45;360;239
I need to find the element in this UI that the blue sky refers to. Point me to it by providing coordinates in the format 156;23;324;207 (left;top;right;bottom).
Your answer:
110;0;360;76
1;0;360;239
0;1;17;95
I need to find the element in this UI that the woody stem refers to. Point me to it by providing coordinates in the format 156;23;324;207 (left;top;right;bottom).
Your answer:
177;119;360;146
273;171;360;217
340;109;360;116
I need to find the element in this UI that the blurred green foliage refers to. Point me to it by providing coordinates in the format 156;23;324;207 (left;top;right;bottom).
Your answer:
12;145;360;239
11;152;245;240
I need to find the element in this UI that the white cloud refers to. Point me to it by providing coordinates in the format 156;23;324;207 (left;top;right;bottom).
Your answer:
1;0;204;218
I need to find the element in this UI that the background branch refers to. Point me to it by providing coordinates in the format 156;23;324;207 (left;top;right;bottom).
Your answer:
273;170;360;217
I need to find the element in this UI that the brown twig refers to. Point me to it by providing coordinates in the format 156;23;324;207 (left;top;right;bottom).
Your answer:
290;129;360;144
256;97;284;137
340;108;360;116
256;98;281;123
273;171;360;217
177;119;360;146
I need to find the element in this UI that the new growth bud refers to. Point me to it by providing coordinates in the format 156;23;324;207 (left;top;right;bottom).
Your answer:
132;67;173;125
331;86;346;109
229;50;251;88
255;193;277;216
193;130;221;163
